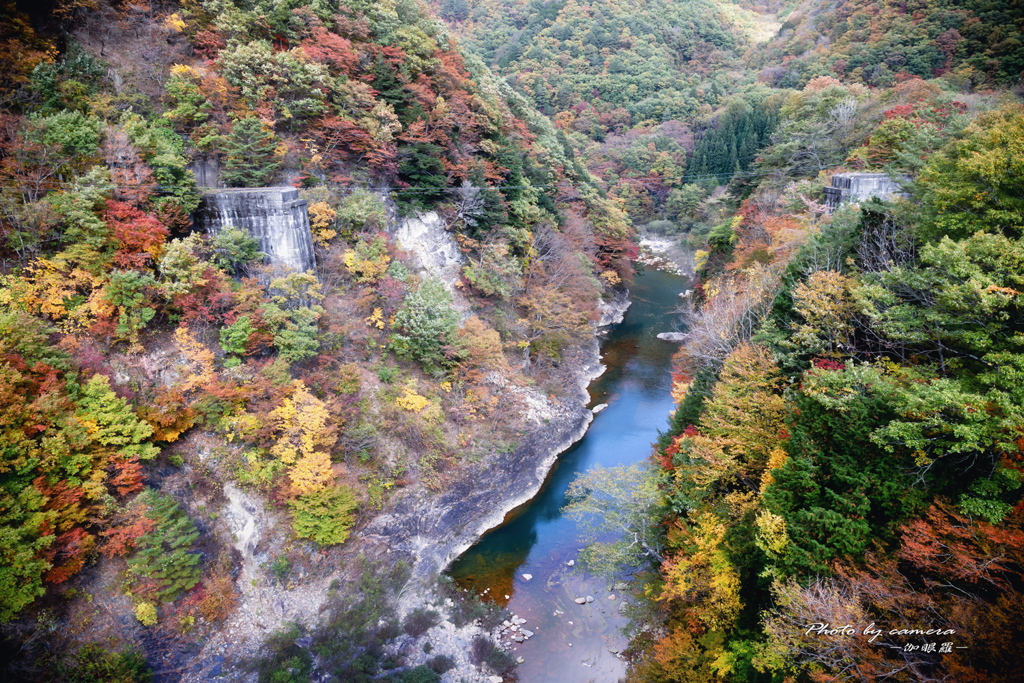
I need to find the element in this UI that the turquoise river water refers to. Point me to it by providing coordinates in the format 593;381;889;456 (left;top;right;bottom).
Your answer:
447;267;690;683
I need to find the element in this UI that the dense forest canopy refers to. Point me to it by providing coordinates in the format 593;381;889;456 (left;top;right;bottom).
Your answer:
0;0;1023;681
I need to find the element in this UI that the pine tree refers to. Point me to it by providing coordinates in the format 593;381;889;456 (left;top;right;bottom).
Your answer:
220;117;282;188
127;490;201;601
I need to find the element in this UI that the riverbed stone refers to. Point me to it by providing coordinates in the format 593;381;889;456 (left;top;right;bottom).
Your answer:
585;595;594;603
522;573;532;581
566;560;574;567
574;597;586;605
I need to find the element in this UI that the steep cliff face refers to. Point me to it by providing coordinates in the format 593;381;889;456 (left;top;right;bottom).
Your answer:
195;187;317;273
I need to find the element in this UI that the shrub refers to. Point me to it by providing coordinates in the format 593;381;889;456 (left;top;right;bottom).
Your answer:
399;665;440;683
213;227;264;276
469;635;493;666
269;555;291;583
427;655;455;674
134;602;157;626
403;607;440;637
198;574;237;623
289;485;358;546
343;233;391;283
469;635;515;674
336;189;387;238
54;645;152;683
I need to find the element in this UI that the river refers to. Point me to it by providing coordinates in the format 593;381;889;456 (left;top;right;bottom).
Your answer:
446;267;689;683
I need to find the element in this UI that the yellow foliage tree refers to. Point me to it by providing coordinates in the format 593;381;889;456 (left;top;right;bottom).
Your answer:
791;270;857;357
308;201;337;246
396;384;430;413
269;381;337;495
660;512;743;631
689;343;787;492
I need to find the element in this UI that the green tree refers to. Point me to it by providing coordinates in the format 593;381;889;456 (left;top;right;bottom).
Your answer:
103;271;157;349
220;316;253;367
391;278;460;371
289;485;358;546
563;463;665;575
221;117;283;188
127;489;201;601
212;227;264;277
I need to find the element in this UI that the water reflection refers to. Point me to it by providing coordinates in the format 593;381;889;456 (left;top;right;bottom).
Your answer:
446;268;689;682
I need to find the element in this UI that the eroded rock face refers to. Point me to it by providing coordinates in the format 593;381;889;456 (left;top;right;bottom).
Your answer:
195;187;317;274
392;211;463;287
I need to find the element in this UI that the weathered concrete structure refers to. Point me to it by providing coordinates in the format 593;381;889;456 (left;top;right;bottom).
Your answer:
195;187;317;274
823;172;908;209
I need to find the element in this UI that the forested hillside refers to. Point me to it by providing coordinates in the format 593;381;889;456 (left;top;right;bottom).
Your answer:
634;79;1024;682
432;1;1024;681
2;0;1024;680
0;0;634;679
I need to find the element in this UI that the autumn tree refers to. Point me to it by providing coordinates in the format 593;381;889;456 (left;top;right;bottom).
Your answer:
269;380;337;496
563;463;664;575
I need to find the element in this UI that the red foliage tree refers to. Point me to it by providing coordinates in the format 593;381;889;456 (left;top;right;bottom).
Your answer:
104;200;169;269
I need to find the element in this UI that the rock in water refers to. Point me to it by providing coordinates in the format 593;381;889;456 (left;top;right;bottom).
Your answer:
522;573;532;581
585;595;595;603
196;187;316;274
657;332;687;342
574;597;586;605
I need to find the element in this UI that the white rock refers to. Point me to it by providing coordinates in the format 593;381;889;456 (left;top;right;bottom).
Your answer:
521;629;534;638
521;573;532;581
574;597;586;605
592;403;608;414
585;595;595;603
517;656;524;664
566;560;575;567
488;677;503;683
608;594;616;600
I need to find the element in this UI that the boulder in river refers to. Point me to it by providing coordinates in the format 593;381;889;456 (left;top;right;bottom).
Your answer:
574;597;586;605
657;332;687;342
